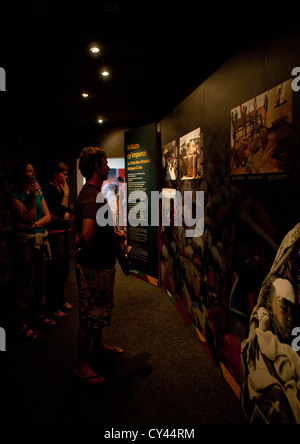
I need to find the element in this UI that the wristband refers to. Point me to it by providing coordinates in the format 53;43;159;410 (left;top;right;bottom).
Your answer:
63;195;69;198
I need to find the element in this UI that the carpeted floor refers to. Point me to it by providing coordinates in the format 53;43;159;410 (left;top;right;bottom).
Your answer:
0;257;248;424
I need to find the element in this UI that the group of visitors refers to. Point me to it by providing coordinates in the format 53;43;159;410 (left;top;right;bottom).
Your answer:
8;159;73;339
7;147;126;384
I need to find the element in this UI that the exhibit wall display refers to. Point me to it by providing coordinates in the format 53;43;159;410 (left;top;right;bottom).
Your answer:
158;33;300;423
124;122;159;280
230;79;293;176
162;140;178;180
179;128;204;180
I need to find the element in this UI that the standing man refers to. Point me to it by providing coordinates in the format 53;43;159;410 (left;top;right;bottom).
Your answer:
75;147;123;384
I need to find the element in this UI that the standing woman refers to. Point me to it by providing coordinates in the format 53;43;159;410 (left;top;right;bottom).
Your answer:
9;160;51;338
43;160;74;319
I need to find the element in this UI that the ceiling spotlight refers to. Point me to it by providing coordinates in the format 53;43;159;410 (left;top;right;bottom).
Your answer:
98;119;104;123
90;46;100;53
101;70;110;77
103;4;118;13
81;92;89;98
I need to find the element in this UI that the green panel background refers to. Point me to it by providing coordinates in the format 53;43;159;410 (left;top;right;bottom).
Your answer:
125;122;159;279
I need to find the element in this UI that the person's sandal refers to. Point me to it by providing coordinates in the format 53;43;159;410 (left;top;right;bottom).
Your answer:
21;324;39;339
38;314;56;326
53;310;67;318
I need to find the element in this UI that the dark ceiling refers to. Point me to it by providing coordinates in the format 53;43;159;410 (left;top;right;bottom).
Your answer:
1;0;300;146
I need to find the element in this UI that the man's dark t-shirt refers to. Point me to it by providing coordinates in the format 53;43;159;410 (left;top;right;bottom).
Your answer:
75;183;116;270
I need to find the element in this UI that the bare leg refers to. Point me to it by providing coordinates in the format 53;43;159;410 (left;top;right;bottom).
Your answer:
92;327;104;354
75;327;104;383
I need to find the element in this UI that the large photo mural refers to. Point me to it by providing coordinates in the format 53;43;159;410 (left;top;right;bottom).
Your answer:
159;81;300;423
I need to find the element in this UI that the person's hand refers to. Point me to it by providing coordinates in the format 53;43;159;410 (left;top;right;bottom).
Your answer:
30;181;41;194
115;229;127;242
63;212;75;222
16;222;34;232
60;180;69;197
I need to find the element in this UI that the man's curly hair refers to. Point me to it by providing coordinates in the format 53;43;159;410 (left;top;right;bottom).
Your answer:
78;146;107;179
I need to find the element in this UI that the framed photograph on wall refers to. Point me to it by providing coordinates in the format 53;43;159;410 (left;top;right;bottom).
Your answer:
230;79;292;176
179;127;203;180
162;140;178;180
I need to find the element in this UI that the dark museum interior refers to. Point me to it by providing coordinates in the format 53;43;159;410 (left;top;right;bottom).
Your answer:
1;0;300;426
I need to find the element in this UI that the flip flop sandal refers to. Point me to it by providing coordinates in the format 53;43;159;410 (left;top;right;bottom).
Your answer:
21;324;39;340
98;346;124;356
74;369;105;384
53;310;67;318
38;314;56;326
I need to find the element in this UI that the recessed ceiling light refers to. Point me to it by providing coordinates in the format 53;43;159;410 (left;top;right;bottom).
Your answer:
98;119;103;123
103;4;118;13
90;46;100;53
81;92;89;98
101;71;110;77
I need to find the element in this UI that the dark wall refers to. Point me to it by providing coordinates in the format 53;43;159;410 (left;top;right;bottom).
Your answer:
160;31;300;240
158;30;300;406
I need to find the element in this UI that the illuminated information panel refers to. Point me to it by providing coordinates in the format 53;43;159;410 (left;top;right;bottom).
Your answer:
124;122;159;279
